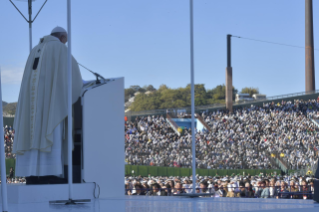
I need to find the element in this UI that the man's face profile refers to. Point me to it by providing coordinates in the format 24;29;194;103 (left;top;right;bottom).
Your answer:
60;33;68;44
152;186;159;193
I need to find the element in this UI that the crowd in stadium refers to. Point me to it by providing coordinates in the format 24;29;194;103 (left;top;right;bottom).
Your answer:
125;98;319;171
3;97;319;188
4;125;15;159
6;177;25;184
3;98;318;171
124;173;315;199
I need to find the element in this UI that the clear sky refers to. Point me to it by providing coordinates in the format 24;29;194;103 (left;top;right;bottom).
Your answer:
0;0;318;103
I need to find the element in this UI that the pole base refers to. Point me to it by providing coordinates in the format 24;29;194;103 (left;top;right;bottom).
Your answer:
49;199;91;204
173;193;214;198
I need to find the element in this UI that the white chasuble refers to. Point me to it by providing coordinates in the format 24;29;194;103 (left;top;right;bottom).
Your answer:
15;122;64;177
13;35;83;177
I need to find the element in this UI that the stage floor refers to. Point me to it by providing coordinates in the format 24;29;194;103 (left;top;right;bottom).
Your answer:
2;196;319;212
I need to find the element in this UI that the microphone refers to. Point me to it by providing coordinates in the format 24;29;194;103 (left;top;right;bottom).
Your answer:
78;63;106;84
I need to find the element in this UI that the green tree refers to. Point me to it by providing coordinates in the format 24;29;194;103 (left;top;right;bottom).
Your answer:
3;103;17;116
206;85;237;104
160;88;187;108
158;84;169;92
185;84;207;106
130;92;162;111
130;85;141;91
125;88;135;102
129;85;145;93
241;87;259;97
128;84;239;111
146;85;156;91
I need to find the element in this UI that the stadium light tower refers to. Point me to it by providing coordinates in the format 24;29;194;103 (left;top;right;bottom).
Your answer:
226;34;233;112
305;0;315;93
9;0;48;52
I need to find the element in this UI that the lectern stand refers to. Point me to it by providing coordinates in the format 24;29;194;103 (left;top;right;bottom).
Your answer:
0;77;125;203
81;77;124;198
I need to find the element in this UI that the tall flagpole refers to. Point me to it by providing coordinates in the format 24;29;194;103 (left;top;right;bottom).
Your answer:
67;0;73;201
0;69;8;212
189;0;196;194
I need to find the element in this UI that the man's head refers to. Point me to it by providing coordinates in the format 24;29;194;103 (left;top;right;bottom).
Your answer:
200;181;208;189
310;180;314;187
135;184;143;194
239;184;245;192
175;182;182;190
301;180;307;187
245;182;250;187
149;180;155;185
265;179;269;187
51;26;68;44
151;183;161;193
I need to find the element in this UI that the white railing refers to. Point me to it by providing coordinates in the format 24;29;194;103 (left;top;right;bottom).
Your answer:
166;118;180;136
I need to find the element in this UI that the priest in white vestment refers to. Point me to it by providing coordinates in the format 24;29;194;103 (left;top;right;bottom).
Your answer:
12;27;83;180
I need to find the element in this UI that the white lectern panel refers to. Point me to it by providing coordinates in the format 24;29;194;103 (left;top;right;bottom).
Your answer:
83;78;124;198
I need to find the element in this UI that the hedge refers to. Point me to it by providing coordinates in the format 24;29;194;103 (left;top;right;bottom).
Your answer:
125;165;281;177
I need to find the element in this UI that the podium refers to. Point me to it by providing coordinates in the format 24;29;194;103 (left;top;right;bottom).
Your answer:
1;77;125;203
80;77;124;198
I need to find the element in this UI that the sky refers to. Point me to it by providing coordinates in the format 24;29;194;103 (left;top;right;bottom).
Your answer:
0;0;318;103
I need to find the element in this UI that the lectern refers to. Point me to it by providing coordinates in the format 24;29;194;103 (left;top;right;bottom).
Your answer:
73;77;125;198
0;77;125;203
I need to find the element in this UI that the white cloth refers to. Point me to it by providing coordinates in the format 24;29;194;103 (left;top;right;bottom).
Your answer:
13;35;83;155
15;122;64;177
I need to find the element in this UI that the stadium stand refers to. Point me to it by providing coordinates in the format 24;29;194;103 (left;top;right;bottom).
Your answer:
125;98;319;172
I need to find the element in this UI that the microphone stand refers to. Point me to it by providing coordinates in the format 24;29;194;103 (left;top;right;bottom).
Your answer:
78;63;106;84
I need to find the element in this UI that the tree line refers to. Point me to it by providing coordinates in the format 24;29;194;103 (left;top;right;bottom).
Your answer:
125;85;259;112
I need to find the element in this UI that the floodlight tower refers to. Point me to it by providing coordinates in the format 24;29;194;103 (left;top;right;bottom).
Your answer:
305;0;315;92
226;34;233;113
9;0;48;52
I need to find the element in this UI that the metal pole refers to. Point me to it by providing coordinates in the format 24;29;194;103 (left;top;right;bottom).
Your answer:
226;34;233;113
67;0;73;201
0;69;8;212
305;0;315;92
9;0;48;52
189;0;196;194
28;0;32;52
227;34;231;67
